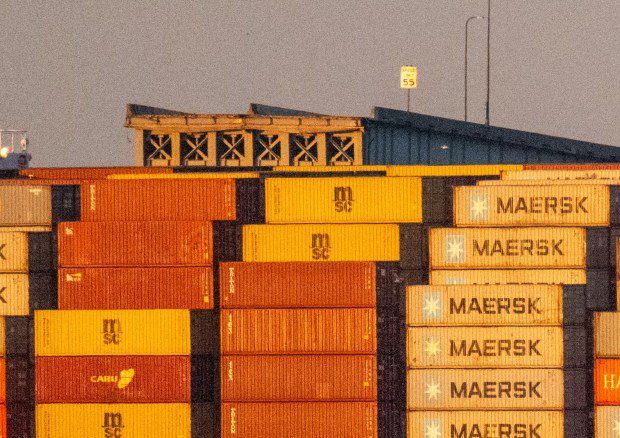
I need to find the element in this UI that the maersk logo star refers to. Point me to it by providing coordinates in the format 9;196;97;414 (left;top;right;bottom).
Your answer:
424;338;441;357
444;235;465;263
424;419;442;438
425;379;441;400
423;292;442;319
469;193;489;220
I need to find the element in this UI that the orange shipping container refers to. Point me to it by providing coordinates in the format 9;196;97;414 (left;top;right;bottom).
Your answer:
221;402;377;438
220;262;376;308
595;359;620;405
0;360;5;402
0;405;5;438
35;356;190;403
20;166;172;180
221;355;376;401
221;309;376;354
58;221;213;267
81;179;237;221
429;227;586;269
58;267;213;309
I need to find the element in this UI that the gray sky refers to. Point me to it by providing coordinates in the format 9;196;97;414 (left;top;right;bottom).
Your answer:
1;0;618;167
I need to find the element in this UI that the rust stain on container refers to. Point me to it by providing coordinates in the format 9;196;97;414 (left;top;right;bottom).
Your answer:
407;326;564;368
407;410;563;437
221;402;378;438
220;262;376;308
221;308;376;354
595;406;620;437
36;356;190;403
58;221;213;267
429;227;586;269
407;368;564;410
242;224;400;262
429;269;587;285
221;355;376;401
595;313;620;358
454;185;609;226
81;179;236;221
407;284;563;326
58;267;213;309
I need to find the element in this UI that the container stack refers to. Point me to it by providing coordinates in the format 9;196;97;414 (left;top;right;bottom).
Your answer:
35;177;262;437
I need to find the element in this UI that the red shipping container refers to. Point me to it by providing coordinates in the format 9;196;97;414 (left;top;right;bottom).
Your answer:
20;167;172;180
220;262;376;308
221;355;376;401
35;356;190;403
58;267;213;309
81;179;237;221
0;405;6;437
221;402;378;438
58;221;213;267
595;359;620;405
221;309;377;354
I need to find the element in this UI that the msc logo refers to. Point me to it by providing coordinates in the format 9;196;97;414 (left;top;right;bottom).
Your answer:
102;412;124;437
444;235;465;263
311;233;331;260
333;186;354;213
103;319;122;345
90;368;135;389
469;193;489;220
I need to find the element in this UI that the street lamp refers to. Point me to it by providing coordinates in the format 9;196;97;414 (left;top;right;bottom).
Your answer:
465;15;484;122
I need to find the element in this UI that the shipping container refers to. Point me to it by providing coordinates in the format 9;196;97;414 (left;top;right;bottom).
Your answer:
36;355;190;403
242;224;399;262
386;164;523;176
595;406;620;437
0;186;51;226
0;360;6;402
221;402;377;438
0;275;29;315
35;310;191;356
406;284;564;326
273;165;388;173
35;403;190;437
0;232;28;273
407;368;564;410
0;405;6;438
595;359;620;405
221;308;376;354
221;355;376;401
407;326;563;368
265;176;422;223
477;178;620;186
595;313;620;358
429;227;587;269
81;178;263;222
502;169;620;180
20;166;173;180
525;164;620;170
454;185;611;226
58;221;213;267
109;172;261;179
220;261;376;308
58;267;213;310
407;411;563;437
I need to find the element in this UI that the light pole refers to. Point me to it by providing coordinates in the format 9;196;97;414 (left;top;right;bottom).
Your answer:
465;15;484;122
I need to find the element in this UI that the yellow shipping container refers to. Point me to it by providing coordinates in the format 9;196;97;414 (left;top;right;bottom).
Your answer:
0;186;52;226
594;312;620;358
429;269;587;285
407;326;563;368
406;284;563;326
273;165;388;173
478;179;616;186
0;274;29;316
454;185;609;226
429;227;586;269
35;310;190;356
265;177;422;223
503;169;620;180
0;232;28;273
595;406;620;438
407;411;564;438
36;403;190;437
386;164;523;177
407;368;564;410
109;172;261;179
242;224;400;262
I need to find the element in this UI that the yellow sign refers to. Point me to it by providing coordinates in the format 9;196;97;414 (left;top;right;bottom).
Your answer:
401;66;418;88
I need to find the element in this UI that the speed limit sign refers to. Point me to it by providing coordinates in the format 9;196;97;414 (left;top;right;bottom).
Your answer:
400;66;418;89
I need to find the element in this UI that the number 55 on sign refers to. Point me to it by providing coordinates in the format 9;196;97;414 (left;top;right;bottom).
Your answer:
401;66;418;88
